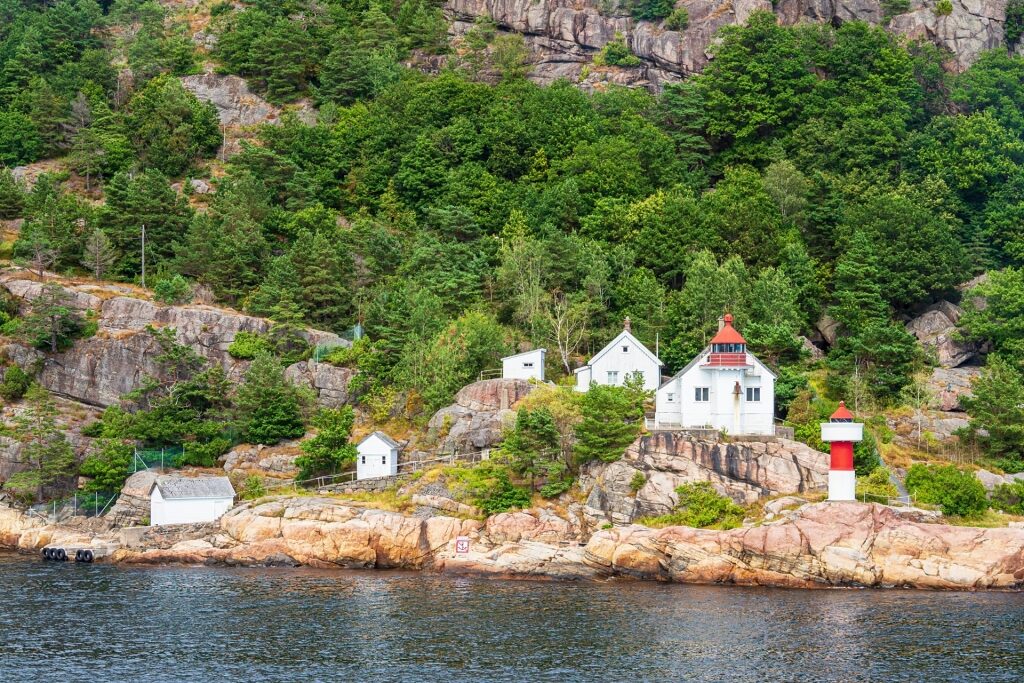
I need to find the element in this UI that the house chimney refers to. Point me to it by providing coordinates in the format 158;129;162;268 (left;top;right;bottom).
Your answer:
624;316;631;332
718;315;725;331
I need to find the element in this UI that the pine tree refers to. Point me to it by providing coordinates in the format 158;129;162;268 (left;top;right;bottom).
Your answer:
295;406;358;480
289;229;355;331
21;283;83;352
4;385;77;504
235;352;307;445
501;407;563;492
102;169;191;277
0;167;26;219
573;384;646;465
81;227;119;280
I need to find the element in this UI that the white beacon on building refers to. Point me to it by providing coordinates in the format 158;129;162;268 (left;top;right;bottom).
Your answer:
149;476;235;526
356;431;400;480
501;348;546;381
654;314;776;436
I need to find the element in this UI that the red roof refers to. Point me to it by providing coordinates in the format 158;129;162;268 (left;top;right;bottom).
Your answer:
710;313;746;345
831;401;854;420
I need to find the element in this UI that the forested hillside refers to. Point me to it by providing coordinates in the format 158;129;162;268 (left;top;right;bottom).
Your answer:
2;0;1024;482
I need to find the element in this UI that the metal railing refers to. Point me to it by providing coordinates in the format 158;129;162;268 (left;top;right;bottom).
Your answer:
477;368;502;381
262;448;492;494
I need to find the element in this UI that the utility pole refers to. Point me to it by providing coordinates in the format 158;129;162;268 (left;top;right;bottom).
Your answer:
140;223;146;289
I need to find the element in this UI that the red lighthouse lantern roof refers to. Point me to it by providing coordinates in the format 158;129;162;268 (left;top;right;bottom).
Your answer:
710;313;746;345
830;401;854;421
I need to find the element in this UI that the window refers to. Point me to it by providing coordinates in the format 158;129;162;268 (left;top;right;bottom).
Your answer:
607;371;619;384
381;455;387;465
361;455;366;464
523;362;534;368
622;345;629;353
667;392;675;403
694;387;709;402
746;387;761;402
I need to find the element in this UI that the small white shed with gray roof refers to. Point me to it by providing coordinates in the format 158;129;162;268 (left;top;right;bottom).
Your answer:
150;476;236;526
357;432;400;480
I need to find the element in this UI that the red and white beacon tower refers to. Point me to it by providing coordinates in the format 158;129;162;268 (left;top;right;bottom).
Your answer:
820;401;863;501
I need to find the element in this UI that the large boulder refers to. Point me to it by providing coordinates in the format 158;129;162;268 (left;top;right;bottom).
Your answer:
928;366;981;412
221;442;303;480
581;432;829;524
283;361;354;407
104;470;159;526
906;300;980;368
427;378;535;453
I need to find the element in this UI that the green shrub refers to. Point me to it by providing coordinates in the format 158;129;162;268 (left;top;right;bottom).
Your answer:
630;0;674;21
447;463;532;515
881;0;910;19
855;467;899;503
905;464;988;517
295;406;357;481
1007;0;1024;45
241;475;268;500
0;316;21;336
595;35;641;67
934;0;953;15
644;482;745;529
177;438;232;467
228;331;271;360
990;480;1024;514
629;471;647;492
79;439;134;493
0;365;32;401
664;7;689;30
539;477;574;498
153;274;193;305
996;457;1024;474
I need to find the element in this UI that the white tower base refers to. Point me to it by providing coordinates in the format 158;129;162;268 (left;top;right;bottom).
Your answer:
828;470;856;502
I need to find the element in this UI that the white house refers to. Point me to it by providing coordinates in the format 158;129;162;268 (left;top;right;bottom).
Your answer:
149;476;235;526
357;431;400;480
574;318;662;393
654;314;776;436
502;348;546;381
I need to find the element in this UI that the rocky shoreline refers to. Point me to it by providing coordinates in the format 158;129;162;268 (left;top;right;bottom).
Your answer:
4;498;1023;590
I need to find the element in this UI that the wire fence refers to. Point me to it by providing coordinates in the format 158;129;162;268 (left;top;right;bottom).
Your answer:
131;446;185;473
30;491;119;521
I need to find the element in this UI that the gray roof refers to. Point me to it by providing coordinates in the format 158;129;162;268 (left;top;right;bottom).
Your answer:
360;431;400;449
153;476;235;500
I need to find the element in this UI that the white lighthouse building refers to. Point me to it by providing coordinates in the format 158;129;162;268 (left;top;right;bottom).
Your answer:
654;314;776;436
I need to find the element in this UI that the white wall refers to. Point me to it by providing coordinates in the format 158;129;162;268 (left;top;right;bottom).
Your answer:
574;366;591;392
502;349;545;381
357;434;399;480
654;355;775;435
150;488;234;526
580;332;661;393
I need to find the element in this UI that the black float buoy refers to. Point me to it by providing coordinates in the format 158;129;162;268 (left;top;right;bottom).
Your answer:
42;548;51;561
55;548;67;562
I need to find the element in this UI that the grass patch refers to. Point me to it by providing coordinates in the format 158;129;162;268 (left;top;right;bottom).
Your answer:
943;509;1024;528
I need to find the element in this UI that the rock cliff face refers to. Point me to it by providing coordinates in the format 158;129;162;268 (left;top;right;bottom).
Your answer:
5;498;1022;589
585;502;1024;589
446;0;1011;90
427;378;535;453
581;432;829;524
0;275;349;408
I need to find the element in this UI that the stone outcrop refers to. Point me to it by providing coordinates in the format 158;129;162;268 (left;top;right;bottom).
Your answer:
283;361;355;407
4;498;1023;589
220;441;303;480
906;300;980;369
180;73;279;127
581;433;829;524
0;395;100;483
427;378;535;453
103;470;158;526
887;409;969;445
976;468;1024;491
0;276;348;408
445;0;1009;91
928;365;981;411
584;502;1024;589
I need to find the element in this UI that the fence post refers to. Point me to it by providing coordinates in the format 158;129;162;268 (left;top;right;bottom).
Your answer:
94;492;99;516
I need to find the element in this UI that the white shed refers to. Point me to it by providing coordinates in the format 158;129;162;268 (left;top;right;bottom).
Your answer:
574;318;662;393
149;476;235;527
501;348;546;381
357;431;400;480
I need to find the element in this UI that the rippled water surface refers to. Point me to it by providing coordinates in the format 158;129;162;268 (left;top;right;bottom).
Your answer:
2;551;1023;682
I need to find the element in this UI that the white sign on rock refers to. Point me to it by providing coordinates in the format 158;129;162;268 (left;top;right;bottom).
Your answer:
455;537;470;554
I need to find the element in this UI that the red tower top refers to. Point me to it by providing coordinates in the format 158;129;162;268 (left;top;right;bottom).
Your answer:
705;314;750;368
830;401;854;422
